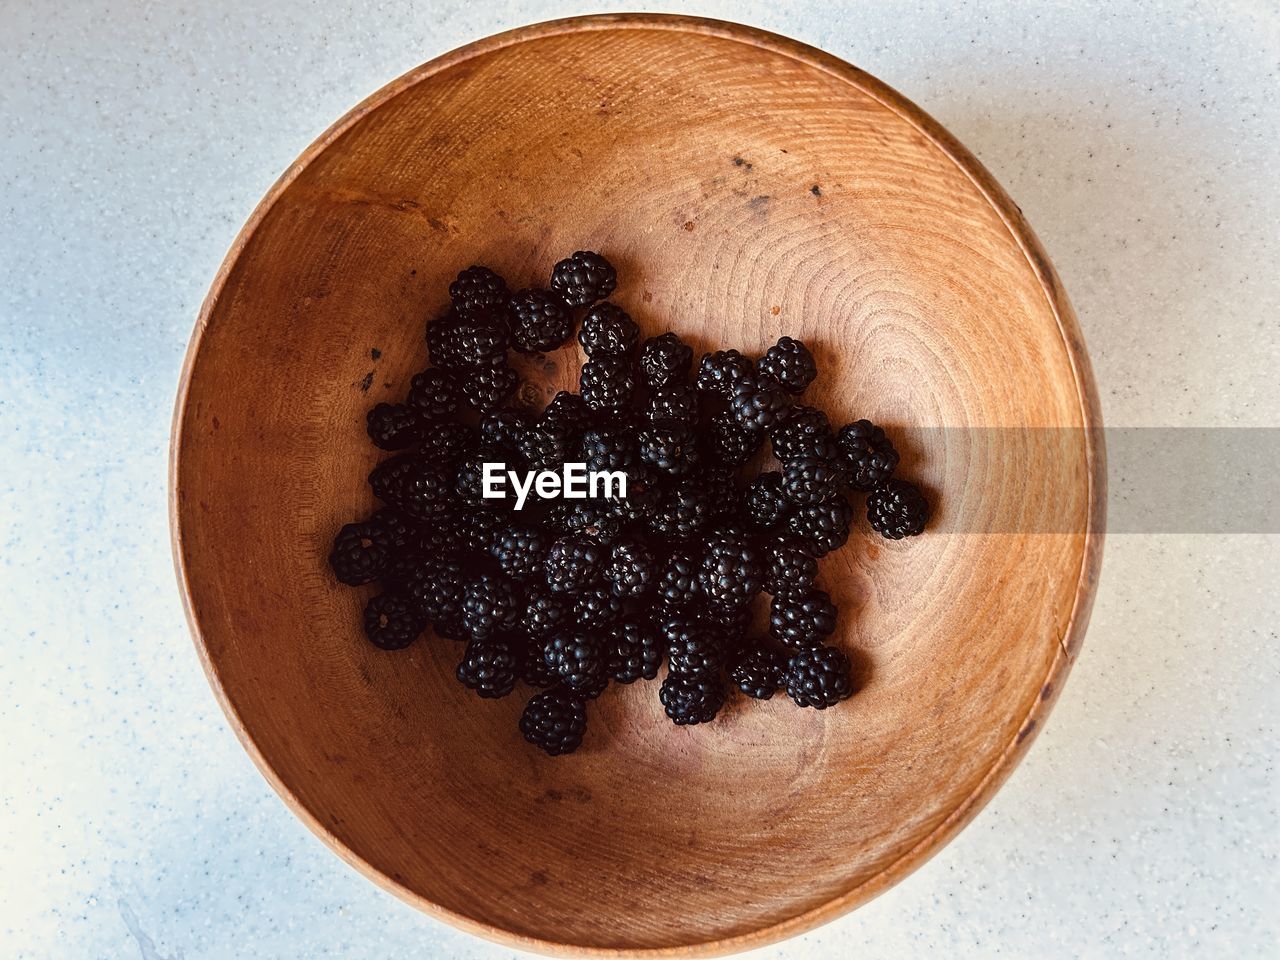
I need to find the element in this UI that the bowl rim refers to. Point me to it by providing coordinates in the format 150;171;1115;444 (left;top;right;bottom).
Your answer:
170;12;1106;957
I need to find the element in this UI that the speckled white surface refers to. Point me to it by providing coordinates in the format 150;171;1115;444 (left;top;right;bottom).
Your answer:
2;1;1277;957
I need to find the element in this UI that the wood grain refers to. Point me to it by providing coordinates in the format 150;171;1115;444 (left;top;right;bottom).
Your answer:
170;14;1105;957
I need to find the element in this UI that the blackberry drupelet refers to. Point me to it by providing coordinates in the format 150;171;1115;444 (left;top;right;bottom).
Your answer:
578;303;639;356
662;616;725;674
695;350;755;397
781;455;848;505
787;497;854;556
756;336;817;395
836;419;900;491
366;403;423;450
784;644;853;708
456;634;519;699
769;405;836;462
770;589;837;649
579;355;636;413
523;589;571;637
460;574;521;637
459;362;518;411
728;377;790;432
449;265;510;316
490;526;546;580
762;535;818;599
698;534;763;608
362;593;426;650
867;479;929;539
328;517;395;585
706;410;761;466
550;250;616;307
637;419;698;475
520;689;588;755
543;633;607;693
742;471;788;530
660;672;726;725
602;540;654;598
654;552;701;611
729;643;784;699
406;368;461;421
510;288;574;353
645;382;698;423
605;621;663;683
640;332;693;386
544;536;603;593
368;454;453;521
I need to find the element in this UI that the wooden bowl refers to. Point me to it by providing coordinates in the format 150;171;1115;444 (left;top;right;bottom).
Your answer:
171;14;1104;957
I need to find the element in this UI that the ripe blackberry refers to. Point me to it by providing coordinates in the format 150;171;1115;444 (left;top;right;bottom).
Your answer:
418;421;473;468
784;645;853;708
648;481;715;540
520;689;588;755
728;377;790;432
520;637;558;688
769;406;836;462
695;350;755;397
371;508;430;556
602;540;653;598
781;455;848;505
762;535;818;598
579;355;636;413
605;621;663;683
742;472;787;530
542;633;606;693
770;590;837;649
640;332;693;386
429;311;508;368
523;589;571;637
837;420;901;491
544;537;603;593
729;644;784;699
455;510;503;554
757;336;817;395
456;634;519;698
605;465;661;524
368;454;453;521
696;466;741;521
449;265;510;316
702;602;751;647
362;593;426;650
555;502;624;546
460;362;518;412
698;535;763;608
660;672;726;725
578;303;639;356
573;586;622;629
406;368;462;421
425;311;465;368
510;288;574;353
479;408;528;455
579;425;636;474
638;419;698;475
365;403;423;450
645;382;698;423
787;497;854;556
655;552;701;611
662;617;725;674
550;250;617;307
518;422;571;471
452;452;492;508
395;555;464;621
706;410;761;466
867;479;929;539
460;574;521;637
489;527;546;580
539;390;593;440
328;518;395;585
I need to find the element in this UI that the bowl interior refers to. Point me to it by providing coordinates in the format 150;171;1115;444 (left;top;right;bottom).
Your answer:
175;18;1097;954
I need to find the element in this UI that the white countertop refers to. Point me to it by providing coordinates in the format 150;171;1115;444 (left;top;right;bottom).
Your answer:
2;1;1276;956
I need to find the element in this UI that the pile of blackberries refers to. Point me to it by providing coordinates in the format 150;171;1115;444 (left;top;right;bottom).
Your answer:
329;252;931;755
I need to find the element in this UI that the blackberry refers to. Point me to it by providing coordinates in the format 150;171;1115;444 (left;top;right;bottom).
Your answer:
395;555;464;621
648;481;715;540
455;510;503;554
419;421;473;468
460;362;518;412
523;589;571;637
698;535;763;608
784;645;853;708
579;425;636;474
573;586;622;629
518;423;571;471
769;406;836;462
449;265;510;316
539;390;593;438
555;502;623;546
602;540;653;598
645;382;698;423
328;518;395;585
368;454;453;521
406;368;462;421
429;311;508;368
489;527;546;580
479;408;528;456
837;420;901;491
638;419;698;476
654;552;701;611
372;508;430;557
550;250;617;307
366;403;423;450
640;332;693;386
520;689;588;755
521;637;559;688
728;377;790;432
867;479;929;539
700;411;754;466
605;621;663;683
762;535;818;598
770;590;837;649
425;311;465;368
742;472;787;531
543;633;606;693
580;355;636;413
544;537;603;593
452;452;492;508
696;466;741;520
781;456;847;505
362;593;426;650
510;289;574;353
702;603;750;649
460;574;521;637
456;634;519;699
660;672;726;725
787;497;854;556
578;303;639;356
662;617;725;674
605;465;661;524
433;609;469;642
729;643;784;699
695;350;755;397
757;336;817;395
